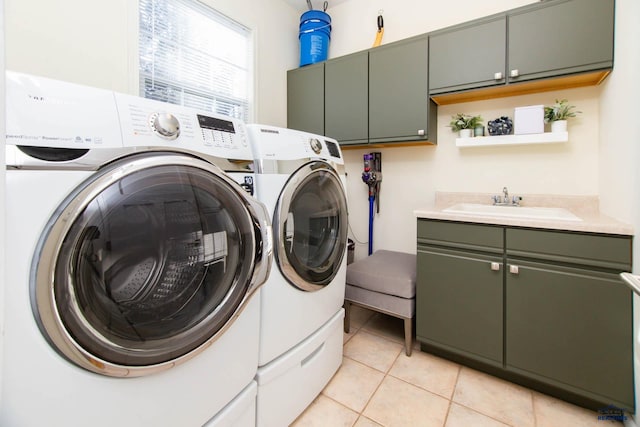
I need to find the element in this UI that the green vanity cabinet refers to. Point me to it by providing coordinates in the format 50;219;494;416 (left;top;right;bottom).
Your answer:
428;0;614;96
429;16;506;94
416;219;634;412
287;62;325;135
324;51;369;145
369;35;435;144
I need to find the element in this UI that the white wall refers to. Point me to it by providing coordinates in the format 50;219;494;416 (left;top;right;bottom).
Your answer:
599;0;640;262
3;0;300;125
326;0;627;259
598;0;640;420
326;0;535;58
1;0;6;401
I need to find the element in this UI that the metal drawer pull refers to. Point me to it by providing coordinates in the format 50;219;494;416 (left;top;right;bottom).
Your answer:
509;265;519;275
490;262;501;271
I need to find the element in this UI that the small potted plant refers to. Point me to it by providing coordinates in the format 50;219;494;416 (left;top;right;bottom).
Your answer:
449;113;483;138
544;99;581;133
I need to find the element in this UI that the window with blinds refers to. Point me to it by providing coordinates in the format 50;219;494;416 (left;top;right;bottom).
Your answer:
139;0;252;120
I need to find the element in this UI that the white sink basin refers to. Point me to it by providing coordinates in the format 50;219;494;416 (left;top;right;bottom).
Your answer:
442;203;582;222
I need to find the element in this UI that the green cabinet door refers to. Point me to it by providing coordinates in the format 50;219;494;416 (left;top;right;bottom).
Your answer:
505;260;633;409
507;0;614;83
417;247;503;366
287;63;325;135
429;16;506;94
369;35;435;143
324;51;368;145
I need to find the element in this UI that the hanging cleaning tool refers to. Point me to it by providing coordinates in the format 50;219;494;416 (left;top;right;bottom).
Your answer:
372;11;384;47
361;152;382;256
306;0;313;10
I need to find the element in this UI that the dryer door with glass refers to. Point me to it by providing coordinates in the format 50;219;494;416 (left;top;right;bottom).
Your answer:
32;152;271;377
274;161;348;291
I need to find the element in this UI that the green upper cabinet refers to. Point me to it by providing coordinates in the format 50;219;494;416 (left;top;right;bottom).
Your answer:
287;62;325;136
507;0;614;83
369;35;435;144
429;0;614;100
429;16;507;95
324;51;369;145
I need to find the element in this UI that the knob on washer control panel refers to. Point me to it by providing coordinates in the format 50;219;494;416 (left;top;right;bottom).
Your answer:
149;112;181;140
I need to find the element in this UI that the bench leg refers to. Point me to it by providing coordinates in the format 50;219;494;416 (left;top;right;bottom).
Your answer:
344;301;351;333
404;317;413;357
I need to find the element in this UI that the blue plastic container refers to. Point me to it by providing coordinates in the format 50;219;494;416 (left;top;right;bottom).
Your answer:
299;10;331;66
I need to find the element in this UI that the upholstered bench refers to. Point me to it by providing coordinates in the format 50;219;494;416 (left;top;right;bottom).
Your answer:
344;250;417;356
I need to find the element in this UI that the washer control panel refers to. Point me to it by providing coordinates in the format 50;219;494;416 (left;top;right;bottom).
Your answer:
115;93;253;160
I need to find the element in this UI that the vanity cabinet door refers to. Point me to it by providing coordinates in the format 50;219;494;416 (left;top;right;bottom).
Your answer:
287;62;325;136
505;259;633;410
417;248;503;365
429;16;506;95
416;219;504;366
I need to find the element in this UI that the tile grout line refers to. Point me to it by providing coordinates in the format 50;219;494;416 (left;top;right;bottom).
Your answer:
350;324;404;426
440;362;463;427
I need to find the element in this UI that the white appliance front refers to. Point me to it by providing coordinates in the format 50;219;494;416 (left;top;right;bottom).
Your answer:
255;309;344;427
1;72;271;426
247;125;348;367
247;125;347;426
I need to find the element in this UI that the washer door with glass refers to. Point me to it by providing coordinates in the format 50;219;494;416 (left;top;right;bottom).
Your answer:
32;152;271;377
274;161;348;292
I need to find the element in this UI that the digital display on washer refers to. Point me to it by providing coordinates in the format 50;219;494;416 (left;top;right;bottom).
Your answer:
197;115;236;133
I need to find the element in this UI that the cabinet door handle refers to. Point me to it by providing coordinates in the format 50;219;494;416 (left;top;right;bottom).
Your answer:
494;72;503;80
417;129;425;136
510;69;520;78
490;262;501;271
509;265;519;275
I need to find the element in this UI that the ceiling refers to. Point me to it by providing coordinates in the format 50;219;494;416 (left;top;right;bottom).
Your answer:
282;0;351;13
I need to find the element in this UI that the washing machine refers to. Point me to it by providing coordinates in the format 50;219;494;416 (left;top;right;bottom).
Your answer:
1;71;272;427
246;125;348;426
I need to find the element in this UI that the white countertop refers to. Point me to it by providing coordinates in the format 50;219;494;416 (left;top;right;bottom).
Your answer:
414;192;634;236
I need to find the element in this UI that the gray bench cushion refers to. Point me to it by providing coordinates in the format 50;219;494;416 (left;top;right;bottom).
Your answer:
346;250;417;299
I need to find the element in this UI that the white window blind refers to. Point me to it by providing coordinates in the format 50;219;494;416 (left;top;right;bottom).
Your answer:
139;0;252;120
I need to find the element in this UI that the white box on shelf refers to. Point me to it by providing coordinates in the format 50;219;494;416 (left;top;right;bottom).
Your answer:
514;105;544;135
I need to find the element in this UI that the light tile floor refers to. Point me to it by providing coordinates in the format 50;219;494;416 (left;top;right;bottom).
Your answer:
292;305;623;427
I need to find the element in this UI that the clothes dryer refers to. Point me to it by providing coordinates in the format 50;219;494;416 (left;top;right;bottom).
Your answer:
1;72;271;427
246;125;348;426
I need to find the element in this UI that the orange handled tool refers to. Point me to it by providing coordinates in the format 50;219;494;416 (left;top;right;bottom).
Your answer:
372;11;384;47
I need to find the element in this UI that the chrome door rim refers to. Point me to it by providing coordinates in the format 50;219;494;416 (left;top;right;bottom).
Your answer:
273;161;347;292
32;152;271;377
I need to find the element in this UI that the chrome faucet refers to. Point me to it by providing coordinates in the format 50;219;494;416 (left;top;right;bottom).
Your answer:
492;187;522;206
